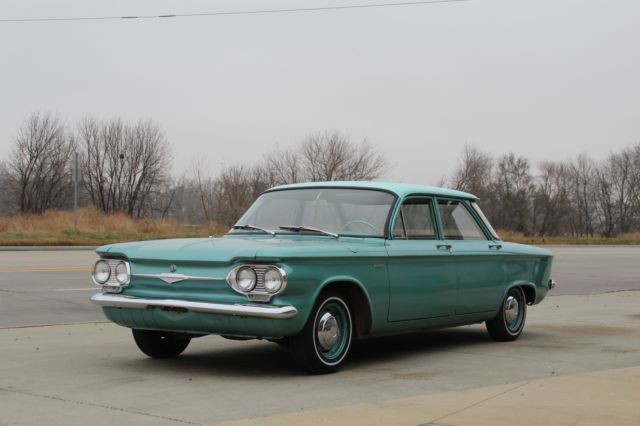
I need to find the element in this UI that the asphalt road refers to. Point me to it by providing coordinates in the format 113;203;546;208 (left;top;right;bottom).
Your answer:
0;250;98;327
0;246;638;327
0;246;639;425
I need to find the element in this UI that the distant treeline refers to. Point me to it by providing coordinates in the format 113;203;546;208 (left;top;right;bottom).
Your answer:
0;113;638;237
0;113;387;229
449;144;640;237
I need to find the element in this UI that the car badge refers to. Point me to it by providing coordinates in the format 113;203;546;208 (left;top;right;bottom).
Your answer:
157;273;187;284
169;264;177;272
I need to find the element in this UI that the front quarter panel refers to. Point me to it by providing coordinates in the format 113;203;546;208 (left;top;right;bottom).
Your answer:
267;246;388;335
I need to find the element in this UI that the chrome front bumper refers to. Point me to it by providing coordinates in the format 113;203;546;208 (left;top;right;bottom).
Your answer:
91;293;298;319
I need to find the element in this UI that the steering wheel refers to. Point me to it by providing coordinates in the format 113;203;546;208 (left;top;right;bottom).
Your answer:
339;220;379;234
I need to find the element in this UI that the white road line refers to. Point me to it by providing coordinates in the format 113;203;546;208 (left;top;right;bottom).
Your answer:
53;288;97;292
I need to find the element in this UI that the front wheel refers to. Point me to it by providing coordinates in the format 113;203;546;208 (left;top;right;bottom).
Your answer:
290;292;353;374
486;287;527;341
132;329;191;358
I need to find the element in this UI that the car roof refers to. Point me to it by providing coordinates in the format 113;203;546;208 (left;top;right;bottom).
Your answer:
267;181;477;200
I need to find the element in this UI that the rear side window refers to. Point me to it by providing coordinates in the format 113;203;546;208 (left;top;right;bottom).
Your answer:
437;199;486;240
394;198;436;239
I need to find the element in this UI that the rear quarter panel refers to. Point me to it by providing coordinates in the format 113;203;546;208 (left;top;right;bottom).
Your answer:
499;242;554;305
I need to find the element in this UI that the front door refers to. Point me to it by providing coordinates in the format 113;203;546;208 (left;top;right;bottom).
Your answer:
386;197;456;321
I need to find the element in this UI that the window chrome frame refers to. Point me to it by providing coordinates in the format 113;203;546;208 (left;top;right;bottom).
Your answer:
233;187;398;239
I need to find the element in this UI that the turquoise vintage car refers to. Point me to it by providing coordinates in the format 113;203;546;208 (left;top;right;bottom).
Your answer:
91;182;555;373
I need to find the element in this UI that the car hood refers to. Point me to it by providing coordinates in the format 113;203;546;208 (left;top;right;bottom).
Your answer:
96;234;381;264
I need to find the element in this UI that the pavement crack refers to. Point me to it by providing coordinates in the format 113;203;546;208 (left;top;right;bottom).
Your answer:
417;381;529;426
0;320;109;329
0;386;201;425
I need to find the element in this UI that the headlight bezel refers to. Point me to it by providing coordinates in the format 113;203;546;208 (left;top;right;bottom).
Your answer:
91;259;131;292
227;264;288;301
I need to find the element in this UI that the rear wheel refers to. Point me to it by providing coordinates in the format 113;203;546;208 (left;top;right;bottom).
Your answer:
486;287;527;341
132;329;191;358
290;292;353;374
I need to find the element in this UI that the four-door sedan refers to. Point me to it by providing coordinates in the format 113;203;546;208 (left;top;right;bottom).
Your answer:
91;182;555;373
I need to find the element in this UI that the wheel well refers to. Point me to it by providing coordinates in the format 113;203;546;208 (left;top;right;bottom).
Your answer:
519;285;536;305
321;281;372;338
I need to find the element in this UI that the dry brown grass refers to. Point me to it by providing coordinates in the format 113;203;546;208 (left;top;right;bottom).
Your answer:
1;212;639;246
0;207;228;246
497;229;640;245
0;207;175;233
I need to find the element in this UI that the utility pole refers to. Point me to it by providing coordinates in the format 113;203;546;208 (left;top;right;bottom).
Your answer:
73;152;79;231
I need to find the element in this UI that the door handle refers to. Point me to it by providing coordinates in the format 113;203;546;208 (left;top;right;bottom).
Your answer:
488;244;502;250
437;244;452;252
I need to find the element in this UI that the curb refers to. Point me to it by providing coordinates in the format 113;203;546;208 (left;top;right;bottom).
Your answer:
0;246;98;251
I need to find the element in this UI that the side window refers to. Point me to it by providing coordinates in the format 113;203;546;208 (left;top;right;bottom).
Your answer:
393;211;406;238
394;198;436;239
437;199;486;240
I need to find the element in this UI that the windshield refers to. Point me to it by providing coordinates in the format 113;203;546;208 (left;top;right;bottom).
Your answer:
232;188;396;238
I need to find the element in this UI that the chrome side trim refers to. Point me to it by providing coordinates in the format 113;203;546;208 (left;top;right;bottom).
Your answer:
91;293;298;319
133;273;224;284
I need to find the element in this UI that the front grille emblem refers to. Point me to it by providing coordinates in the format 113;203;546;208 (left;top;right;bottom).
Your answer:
169;264;177;273
158;273;187;284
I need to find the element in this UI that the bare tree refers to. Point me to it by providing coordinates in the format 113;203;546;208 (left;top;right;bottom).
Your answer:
191;161;217;224
213;165;269;226
77;117;171;217
6;113;75;214
533;161;571;236
567;154;596;237
0;161;12;215
492;153;535;234
450;145;494;208
594;144;640;236
298;132;387;182
148;176;184;220
450;145;493;193
261;149;303;186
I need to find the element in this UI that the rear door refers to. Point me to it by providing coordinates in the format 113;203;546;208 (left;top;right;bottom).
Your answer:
436;198;504;315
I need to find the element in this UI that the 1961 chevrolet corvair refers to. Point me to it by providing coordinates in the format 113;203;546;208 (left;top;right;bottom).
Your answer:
91;182;555;373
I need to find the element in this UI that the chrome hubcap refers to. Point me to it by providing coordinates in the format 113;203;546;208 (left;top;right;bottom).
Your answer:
504;296;519;324
317;312;340;351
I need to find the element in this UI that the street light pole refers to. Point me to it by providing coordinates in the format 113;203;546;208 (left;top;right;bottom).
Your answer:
73;152;79;231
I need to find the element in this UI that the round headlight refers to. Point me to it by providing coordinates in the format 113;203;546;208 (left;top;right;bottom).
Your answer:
115;261;129;285
263;268;283;293
236;267;256;292
93;260;111;284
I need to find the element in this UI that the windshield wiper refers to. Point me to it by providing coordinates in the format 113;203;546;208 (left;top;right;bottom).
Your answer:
279;226;338;238
232;224;275;235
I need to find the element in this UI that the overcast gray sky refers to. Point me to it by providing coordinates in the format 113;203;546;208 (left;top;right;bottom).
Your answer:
1;0;639;185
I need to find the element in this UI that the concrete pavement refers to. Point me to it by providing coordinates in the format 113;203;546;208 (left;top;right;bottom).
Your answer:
219;366;640;426
1;290;639;425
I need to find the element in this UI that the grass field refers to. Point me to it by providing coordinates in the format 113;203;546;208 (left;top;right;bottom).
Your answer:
497;231;640;246
0;209;638;246
0;208;225;246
